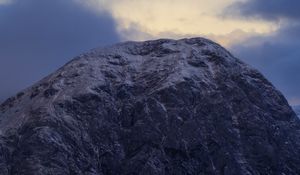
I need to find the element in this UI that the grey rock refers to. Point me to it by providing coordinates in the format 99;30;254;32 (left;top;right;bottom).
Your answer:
1;38;300;175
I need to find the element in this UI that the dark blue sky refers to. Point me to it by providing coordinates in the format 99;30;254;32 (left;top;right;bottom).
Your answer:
0;0;120;102
0;0;299;105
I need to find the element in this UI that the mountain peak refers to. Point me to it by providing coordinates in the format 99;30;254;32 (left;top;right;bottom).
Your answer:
0;37;234;112
1;38;300;174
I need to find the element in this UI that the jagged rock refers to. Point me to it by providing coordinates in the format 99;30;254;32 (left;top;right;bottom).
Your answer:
1;38;300;175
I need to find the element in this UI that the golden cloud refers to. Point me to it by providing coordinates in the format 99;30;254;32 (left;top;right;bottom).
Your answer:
80;0;279;47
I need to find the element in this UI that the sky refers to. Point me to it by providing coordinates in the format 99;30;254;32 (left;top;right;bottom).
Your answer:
0;0;299;106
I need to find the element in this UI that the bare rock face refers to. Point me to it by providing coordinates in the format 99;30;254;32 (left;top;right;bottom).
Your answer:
1;38;300;175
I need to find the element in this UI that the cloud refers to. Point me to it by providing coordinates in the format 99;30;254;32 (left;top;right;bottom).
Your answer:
225;0;300;21
83;0;275;44
0;0;120;102
118;22;258;47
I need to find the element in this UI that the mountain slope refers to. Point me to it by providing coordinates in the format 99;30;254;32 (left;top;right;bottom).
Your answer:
1;38;300;175
293;105;300;118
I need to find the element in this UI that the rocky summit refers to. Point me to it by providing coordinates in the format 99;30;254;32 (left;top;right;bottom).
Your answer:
1;38;300;175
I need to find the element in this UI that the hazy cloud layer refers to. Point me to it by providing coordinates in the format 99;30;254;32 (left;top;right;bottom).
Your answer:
0;0;120;102
226;0;300;105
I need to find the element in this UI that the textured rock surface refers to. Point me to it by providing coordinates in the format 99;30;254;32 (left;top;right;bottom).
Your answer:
1;38;300;175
